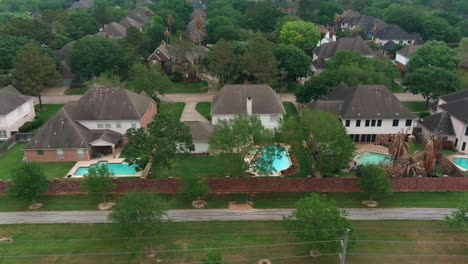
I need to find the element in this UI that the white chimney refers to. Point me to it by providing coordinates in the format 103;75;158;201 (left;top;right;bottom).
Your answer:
246;97;252;115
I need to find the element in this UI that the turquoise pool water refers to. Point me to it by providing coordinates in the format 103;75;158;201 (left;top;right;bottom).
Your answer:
453;157;468;170
357;152;392;165
74;161;138;176
254;146;291;173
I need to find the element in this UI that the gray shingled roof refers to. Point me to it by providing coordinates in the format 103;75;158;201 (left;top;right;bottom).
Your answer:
314;37;373;62
184;121;214;142
65;86;154;120
439;89;468;103
101;22;127;38
396;44;423;58
349;16;387;32
376;25;419;40
129;7;152;24
438;98;468;124
0;85;32;115
419;112;455;136
339;9;361;24
120;16;143;30
91;129;122;144
308;84;414;119
212;84;285;115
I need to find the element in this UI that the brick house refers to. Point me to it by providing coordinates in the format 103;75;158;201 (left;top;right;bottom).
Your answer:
307;83;415;144
23;87;157;162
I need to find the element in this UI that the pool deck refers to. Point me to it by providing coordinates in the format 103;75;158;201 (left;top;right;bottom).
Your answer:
446;154;468;172
355;144;389;155
65;158;143;178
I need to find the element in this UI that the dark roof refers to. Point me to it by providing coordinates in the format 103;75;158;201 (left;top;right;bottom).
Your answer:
91;129;121;144
308;84;415;119
184;121;214;142
65;86;154;120
339;9;361;23
382;40;397;51
129;7;152;25
100;22;127;38
439;89;468;103
54;41;75;61
120;17;143;30
349;16;387;32
376;25;419;40
419;112;455;136
438;98;468;124
396;44;423;58
314;37;373;61
212;84;285;115
0;85;32;115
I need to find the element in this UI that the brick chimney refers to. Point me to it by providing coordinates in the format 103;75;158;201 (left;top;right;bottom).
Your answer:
246;97;252;115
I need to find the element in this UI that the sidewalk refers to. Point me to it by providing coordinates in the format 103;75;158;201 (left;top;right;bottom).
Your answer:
0;208;455;224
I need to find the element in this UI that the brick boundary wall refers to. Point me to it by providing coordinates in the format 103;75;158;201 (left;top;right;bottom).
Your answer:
1;177;468;195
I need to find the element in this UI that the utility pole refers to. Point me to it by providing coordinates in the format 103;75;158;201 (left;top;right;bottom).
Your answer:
339;229;350;264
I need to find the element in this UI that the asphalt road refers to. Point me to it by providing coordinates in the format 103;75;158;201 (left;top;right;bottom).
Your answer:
0;208;455;224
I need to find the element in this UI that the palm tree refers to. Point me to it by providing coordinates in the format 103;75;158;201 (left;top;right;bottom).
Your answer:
388;132;411;160
395;151;427;177
423;140;436;173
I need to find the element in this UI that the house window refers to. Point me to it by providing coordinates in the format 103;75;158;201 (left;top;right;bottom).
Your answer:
371;120;376;127
405;119;412;127
116;123;122;128
462;142;467;151
377;120;382;127
105;123;111;129
97;123;104;128
356;120;361;127
36;150;44;156
465;127;468;136
0;130;7;138
270;115;279;122
57;149;64;159
407;40;412;44
131;123;137;128
365;120;370;127
392;119;399;127
345;120;350;127
77;149;84;159
455;138;458;147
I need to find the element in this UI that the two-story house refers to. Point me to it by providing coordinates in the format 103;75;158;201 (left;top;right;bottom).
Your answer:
307;83;415;144
395;44;423;74
373;24;421;46
0;86;35;140
23;86;157;162
211;84;286;129
418;89;468;153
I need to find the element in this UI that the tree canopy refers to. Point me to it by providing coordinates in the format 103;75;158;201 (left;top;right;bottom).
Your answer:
279;21;320;51
359;164;392;202
408;41;459;72
274;44;312;81
80;164;116;204
126;63;171;100
243;36;279;87
8;163;49;205
207;38;243;87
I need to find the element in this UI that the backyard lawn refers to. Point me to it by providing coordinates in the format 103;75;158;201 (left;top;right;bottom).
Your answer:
167;81;209;93
157;102;185;121
0;221;466;264
0;143;74;180
403;101;429;118
195;102;211;120
153;156;227;179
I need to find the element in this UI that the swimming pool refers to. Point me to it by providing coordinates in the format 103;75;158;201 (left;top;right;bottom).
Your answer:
74;161;138;176
453;157;468;171
253;146;291;174
357;152;392;165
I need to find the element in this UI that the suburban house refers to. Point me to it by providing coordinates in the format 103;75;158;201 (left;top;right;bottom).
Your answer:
184;121;214;154
418;89;468;153
373;24;420;45
395;44;423;74
0;86;35;140
147;42;209;80
312;36;381;74
23;87;157;162
128;7;152;25
211;84;286;129
69;0;94;10
307;83;415;144
317;26;336;47
97;22;127;39
120;16;144;31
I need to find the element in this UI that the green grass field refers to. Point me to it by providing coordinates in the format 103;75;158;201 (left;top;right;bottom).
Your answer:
157;102;185;121
0;192;464;212
153;156;227;179
195;102;211;121
0;221;465;264
283;102;298;117
168;81;209;93
0;143;74;180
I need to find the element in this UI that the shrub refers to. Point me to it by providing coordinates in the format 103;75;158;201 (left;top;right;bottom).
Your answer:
418;111;431;118
18;118;43;132
182;176;210;201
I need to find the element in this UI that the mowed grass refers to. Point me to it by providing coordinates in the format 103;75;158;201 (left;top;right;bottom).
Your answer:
64;87;88;95
157;102;185;121
153;156;227;179
195;102;211;120
0;191;464;212
167;81;209;93
282;102;298;118
0;143;74;180
403;101;427;112
0;221;466;264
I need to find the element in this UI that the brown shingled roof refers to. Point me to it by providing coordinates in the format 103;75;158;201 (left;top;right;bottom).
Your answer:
0;85;33;115
314;37;373;61
184;121;214;142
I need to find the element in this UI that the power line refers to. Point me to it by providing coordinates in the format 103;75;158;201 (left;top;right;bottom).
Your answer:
0;240;341;258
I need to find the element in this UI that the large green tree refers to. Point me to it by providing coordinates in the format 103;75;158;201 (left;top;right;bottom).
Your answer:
206;16;240;43
12;43;60;110
207;38;242;87
283;194;353;254
67;36;126;78
245;0;283;32
0;34;32;72
316;2;343;25
280;21;320;51
67;10;99;40
383;4;426;34
458;38;468;68
8;163;49;207
421;16;462;43
209;115;276;176
407;41;459;71
359;165;393;202
243;37;279;87
80;164;116;204
127;63;171;100
108;193;167;254
274;44;312;81
122;113;194;170
279;110;355;176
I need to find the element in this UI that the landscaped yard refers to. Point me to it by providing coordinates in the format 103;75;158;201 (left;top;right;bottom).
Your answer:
0;221;465;264
0;143;74;180
167;81;209;93
153;156;227;179
283;102;298;117
157;102;185;121
389;81;405;93
403;101;429;117
195;102;211;120
33;104;64;131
